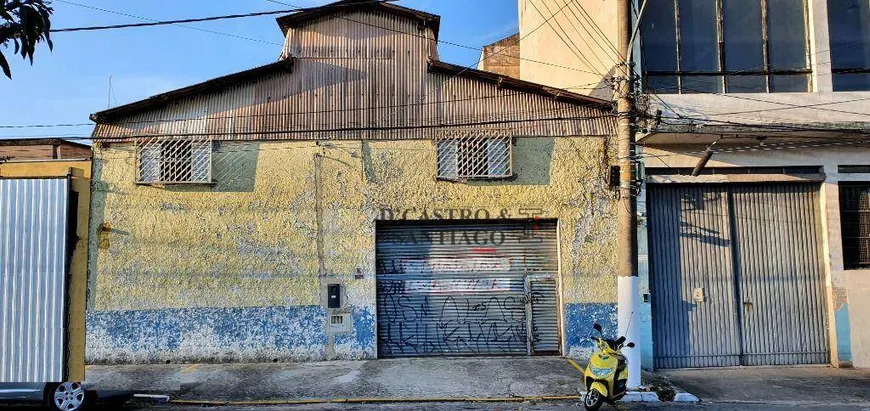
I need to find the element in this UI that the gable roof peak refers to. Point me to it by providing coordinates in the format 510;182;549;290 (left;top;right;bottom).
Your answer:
276;0;440;38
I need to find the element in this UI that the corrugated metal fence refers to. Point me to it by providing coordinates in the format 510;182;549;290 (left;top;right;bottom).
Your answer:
1;178;70;382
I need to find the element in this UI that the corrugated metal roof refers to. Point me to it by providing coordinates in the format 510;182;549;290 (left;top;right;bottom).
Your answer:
91;7;614;141
275;0;440;37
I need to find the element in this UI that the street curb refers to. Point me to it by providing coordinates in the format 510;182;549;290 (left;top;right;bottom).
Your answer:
132;394;170;403
163;395;584;406
578;391;660;403
673;392;700;402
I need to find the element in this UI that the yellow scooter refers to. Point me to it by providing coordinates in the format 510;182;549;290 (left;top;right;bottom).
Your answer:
582;323;635;411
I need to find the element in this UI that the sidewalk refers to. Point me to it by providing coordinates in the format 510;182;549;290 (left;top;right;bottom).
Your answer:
658;366;870;406
85;357;587;403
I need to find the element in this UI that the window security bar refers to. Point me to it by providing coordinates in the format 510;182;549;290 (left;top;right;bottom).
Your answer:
137;136;213;184
436;129;512;180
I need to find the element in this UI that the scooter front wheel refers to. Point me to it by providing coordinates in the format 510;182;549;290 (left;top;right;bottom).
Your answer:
584;388;605;411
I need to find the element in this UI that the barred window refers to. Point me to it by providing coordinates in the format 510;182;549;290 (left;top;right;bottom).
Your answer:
840;183;870;269
436;131;511;180
137;137;212;184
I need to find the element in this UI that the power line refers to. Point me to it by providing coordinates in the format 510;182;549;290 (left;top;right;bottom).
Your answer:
0;83;608;130
262;0;605;77
564;2;619;67
646;112;870;136
54;0;283;46
0;122;93;129
53;0;397;33
1;113;614;142
638;135;870;160
51;9;301;32
527;0;609;76
649;80;870;124
571;1;621;58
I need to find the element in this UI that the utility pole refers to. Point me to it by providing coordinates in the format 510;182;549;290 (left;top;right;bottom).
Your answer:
616;0;641;389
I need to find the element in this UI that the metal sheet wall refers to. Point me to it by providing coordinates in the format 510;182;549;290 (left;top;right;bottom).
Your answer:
647;183;829;369
375;221;559;357
730;184;829;366
529;276;560;353
93;10;612;141
1;178;69;382
647;185;742;368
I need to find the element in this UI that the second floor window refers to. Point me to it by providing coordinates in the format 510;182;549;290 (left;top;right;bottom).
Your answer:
137;137;212;184
641;0;811;94
828;0;870;91
436;132;512;180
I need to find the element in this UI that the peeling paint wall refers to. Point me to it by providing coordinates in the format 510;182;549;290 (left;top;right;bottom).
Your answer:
86;137;618;363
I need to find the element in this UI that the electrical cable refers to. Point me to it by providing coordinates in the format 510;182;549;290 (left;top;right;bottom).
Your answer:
0;82;611;130
0;113;614;142
54;0;283;46
527;0;609;76
262;0;604;76
52;9;300;32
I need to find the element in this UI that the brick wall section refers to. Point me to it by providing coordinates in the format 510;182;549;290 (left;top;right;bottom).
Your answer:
480;34;520;78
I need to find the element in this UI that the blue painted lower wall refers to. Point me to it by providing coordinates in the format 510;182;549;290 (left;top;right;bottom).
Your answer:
86;303;614;363
564;303;618;359
836;304;852;364
86;305;376;364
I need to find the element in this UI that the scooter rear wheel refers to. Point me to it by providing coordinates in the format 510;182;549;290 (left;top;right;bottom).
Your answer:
584;388;605;411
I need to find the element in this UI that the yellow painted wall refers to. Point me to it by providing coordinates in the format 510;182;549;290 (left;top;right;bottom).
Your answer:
0;160;91;381
87;138;617;361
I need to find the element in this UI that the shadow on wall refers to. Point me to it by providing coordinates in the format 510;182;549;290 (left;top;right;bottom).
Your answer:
466;137;555;186
87;156;108;310
209;141;260;193
137;141;263;194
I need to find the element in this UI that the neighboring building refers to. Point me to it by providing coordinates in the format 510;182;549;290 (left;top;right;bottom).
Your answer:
84;0;618;364
0;138;93;162
516;0;870;369
477;33;521;78
517;0;617;100
0;140;92;384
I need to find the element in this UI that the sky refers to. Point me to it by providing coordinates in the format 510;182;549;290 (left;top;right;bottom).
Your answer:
0;0;519;140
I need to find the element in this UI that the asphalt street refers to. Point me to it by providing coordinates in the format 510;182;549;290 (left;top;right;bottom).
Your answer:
87;399;870;410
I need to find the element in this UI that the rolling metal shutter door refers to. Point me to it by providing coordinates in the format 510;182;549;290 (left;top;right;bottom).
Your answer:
529;277;560;354
648;185;742;368
731;184;829;365
1;178;70;382
648;183;829;368
376;221;559;357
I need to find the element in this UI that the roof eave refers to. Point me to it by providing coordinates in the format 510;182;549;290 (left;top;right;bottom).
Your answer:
91;58;295;123
0;138;92;149
427;60;611;109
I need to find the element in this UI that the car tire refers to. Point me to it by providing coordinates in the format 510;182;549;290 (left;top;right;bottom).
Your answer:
44;382;88;411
